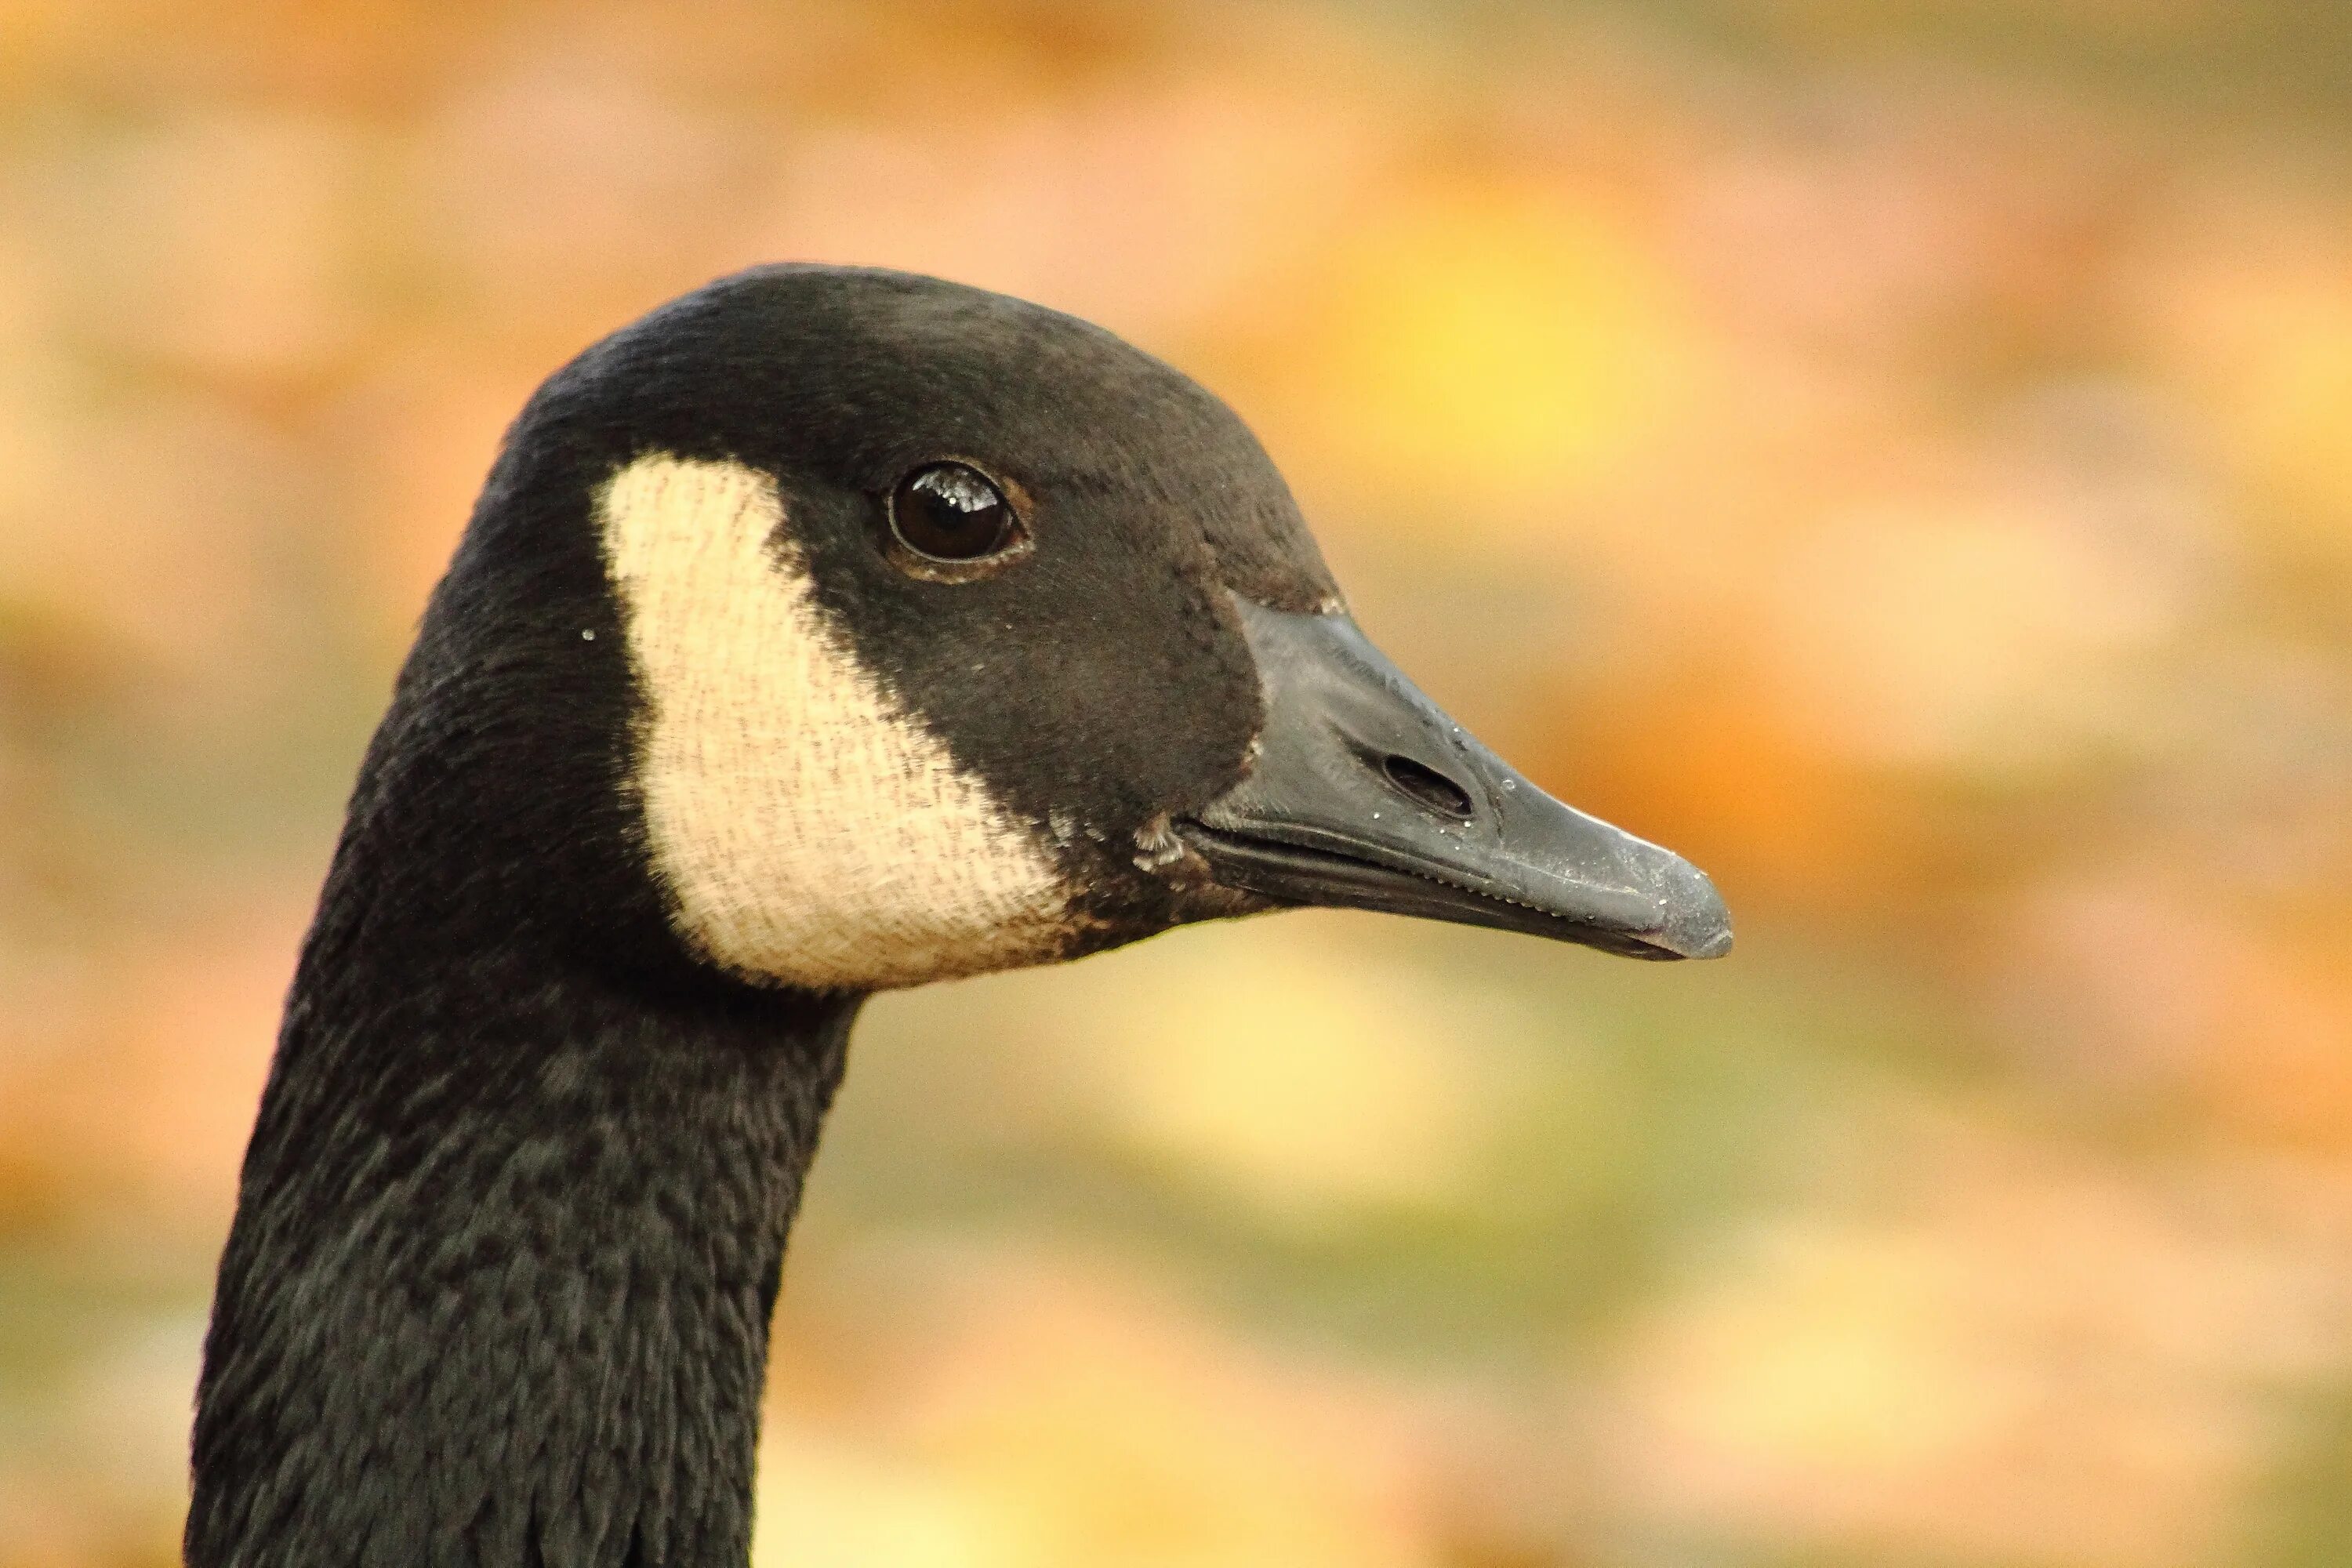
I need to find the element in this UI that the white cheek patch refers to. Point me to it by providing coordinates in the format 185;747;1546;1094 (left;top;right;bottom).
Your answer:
597;454;1073;989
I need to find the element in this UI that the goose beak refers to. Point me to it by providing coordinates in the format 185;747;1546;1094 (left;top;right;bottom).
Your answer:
1176;597;1733;961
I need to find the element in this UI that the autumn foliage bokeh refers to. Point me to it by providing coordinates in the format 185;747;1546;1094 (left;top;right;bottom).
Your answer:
4;3;2352;1565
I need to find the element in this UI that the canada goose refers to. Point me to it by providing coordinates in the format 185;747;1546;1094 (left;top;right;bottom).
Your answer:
186;264;1730;1568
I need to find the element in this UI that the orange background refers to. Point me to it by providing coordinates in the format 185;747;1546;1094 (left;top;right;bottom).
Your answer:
4;3;2352;1564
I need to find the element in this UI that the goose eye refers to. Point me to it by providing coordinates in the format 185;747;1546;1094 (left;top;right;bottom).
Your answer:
888;462;1021;568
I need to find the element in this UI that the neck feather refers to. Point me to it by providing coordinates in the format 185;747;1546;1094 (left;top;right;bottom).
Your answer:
187;877;857;1568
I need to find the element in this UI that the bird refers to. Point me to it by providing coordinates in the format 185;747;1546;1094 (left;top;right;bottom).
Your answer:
184;263;1731;1568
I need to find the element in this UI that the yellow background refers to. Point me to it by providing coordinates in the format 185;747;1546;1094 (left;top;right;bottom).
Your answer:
4;2;2351;1564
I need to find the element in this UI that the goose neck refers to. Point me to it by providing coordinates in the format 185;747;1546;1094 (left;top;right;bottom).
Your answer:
187;921;858;1568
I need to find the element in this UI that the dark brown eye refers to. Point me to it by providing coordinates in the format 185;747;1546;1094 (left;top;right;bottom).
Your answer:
888;462;1018;564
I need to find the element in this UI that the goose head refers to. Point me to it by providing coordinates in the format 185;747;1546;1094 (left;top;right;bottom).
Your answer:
190;264;1733;1568
429;263;1730;998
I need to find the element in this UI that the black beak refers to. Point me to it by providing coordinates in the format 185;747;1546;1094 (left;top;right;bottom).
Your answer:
1178;597;1733;961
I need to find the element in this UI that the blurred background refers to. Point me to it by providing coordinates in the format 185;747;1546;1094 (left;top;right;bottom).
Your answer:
4;1;2352;1563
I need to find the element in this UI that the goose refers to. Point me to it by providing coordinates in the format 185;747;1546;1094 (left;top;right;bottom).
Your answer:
185;263;1731;1568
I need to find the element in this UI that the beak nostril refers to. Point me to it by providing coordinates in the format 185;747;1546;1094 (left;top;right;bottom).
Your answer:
1381;754;1475;821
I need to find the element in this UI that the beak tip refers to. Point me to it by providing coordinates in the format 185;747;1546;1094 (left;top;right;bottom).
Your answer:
1681;920;1735;960
1653;866;1734;960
